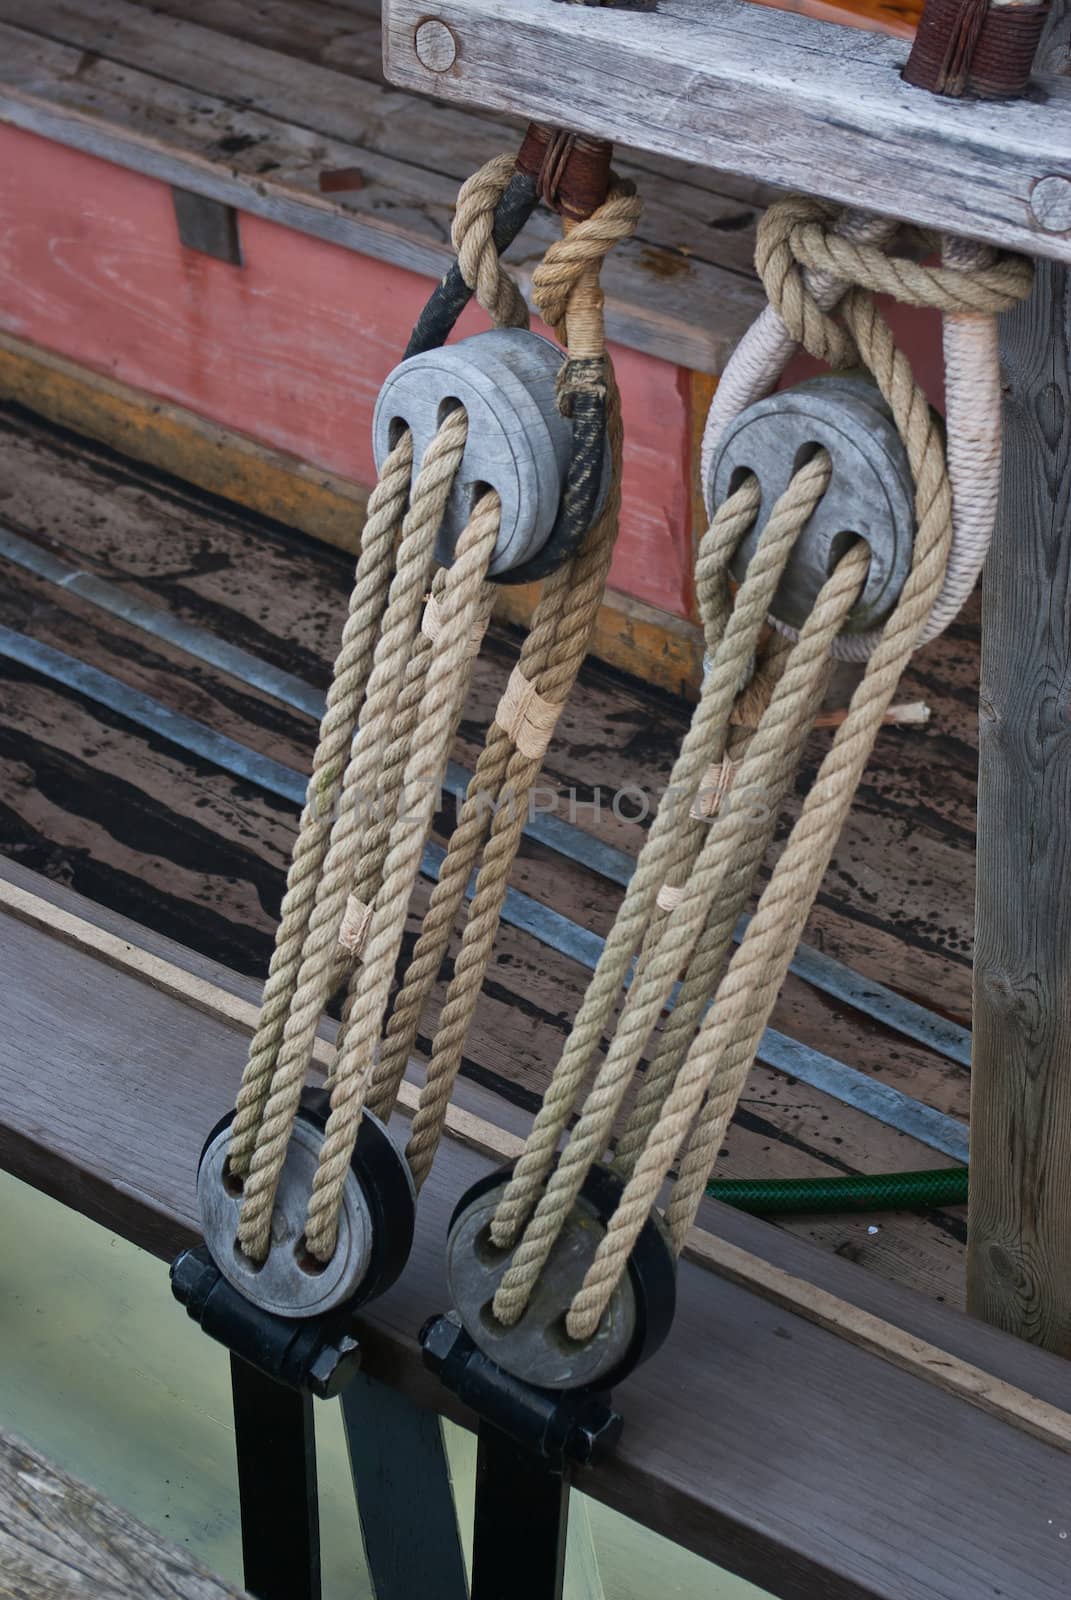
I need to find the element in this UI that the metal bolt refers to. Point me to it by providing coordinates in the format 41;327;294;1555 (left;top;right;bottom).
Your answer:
421;1312;465;1376
1030;176;1071;235
414;18;458;73
308;1334;362;1400
566;1401;623;1465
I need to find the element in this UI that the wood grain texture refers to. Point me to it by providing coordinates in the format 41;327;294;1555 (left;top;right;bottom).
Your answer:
0;331;370;551
2;859;1071;1600
967;256;1071;1355
0;1429;248;1598
383;0;1071;261
0;3;764;375
0;332;704;691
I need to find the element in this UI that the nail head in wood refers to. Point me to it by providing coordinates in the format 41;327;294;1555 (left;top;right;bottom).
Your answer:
1030;176;1071;234
414;17;459;72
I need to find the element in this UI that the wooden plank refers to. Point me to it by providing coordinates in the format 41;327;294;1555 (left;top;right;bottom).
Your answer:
0;856;1042;1404
3;865;1068;1459
686;1230;1071;1458
2;861;1071;1599
0;1429;249;1598
383;0;1071;262
0;12;763;376
967;263;1071;1353
0;0;769;284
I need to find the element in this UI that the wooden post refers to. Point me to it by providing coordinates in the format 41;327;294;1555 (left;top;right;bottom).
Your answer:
968;92;1071;1352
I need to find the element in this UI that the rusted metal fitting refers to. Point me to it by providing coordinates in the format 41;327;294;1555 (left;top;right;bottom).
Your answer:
904;0;1049;99
516;122;613;222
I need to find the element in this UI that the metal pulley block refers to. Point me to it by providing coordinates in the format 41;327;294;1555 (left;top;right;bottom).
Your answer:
705;375;916;635
443;1165;676;1392
197;1088;416;1320
372;328;609;581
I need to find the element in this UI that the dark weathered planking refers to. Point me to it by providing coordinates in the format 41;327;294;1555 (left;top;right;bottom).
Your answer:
383;0;1071;263
2;859;1071;1600
0;1429;249;1599
968;255;1071;1356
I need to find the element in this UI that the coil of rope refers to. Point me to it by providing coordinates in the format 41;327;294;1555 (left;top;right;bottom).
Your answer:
220;140;642;1270
481;194;1031;1348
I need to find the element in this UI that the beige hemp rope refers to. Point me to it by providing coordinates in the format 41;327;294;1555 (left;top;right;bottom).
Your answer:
373;184;640;1194
226;150;641;1264
489;196;1032;1340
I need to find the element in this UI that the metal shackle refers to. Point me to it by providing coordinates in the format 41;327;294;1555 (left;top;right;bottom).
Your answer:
197;1090;416;1320
372;328;606;578
706;375;916;635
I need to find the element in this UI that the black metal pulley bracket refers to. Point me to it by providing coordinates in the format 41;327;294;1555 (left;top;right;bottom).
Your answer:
421;1163;677;1600
172;1089;421;1600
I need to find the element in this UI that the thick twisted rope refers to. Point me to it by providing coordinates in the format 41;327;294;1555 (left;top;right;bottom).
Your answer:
226;149;641;1265
488;456;834;1278
559;269;957;1341
227;151;527;1198
704;194;1032;661
488;193;1010;1340
303;489;502;1258
452;154;531;331
236;408;473;1259
362;182;641;1185
226;433;413;1177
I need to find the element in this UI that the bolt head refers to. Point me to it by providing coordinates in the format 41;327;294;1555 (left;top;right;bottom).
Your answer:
414;18;458;73
1030;176;1071;235
308;1334;361;1399
421;1312;465;1376
566;1401;623;1465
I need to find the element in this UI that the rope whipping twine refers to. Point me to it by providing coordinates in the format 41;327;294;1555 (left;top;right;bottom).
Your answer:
486;195;1031;1342
225;149;642;1265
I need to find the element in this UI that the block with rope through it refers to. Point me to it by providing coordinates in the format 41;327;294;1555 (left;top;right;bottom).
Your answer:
708;373;917;636
372;328;610;578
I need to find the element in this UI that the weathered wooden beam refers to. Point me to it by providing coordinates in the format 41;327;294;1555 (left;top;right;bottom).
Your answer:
967;262;1071;1354
4;857;1071;1600
383;0;1071;262
0;1429;249;1599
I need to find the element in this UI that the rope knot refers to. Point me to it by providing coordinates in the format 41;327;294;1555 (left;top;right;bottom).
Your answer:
756;194;1033;372
531;181;642;353
452;154;530;330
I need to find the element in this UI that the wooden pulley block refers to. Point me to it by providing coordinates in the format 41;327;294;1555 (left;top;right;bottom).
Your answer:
444;1165;677;1391
706;375;917;635
197;1089;416;1319
372;328;609;577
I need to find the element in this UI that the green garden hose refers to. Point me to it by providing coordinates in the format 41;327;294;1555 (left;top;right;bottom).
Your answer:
705;1166;968;1216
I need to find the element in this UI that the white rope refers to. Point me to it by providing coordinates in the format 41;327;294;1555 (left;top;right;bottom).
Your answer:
701;212;1005;660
